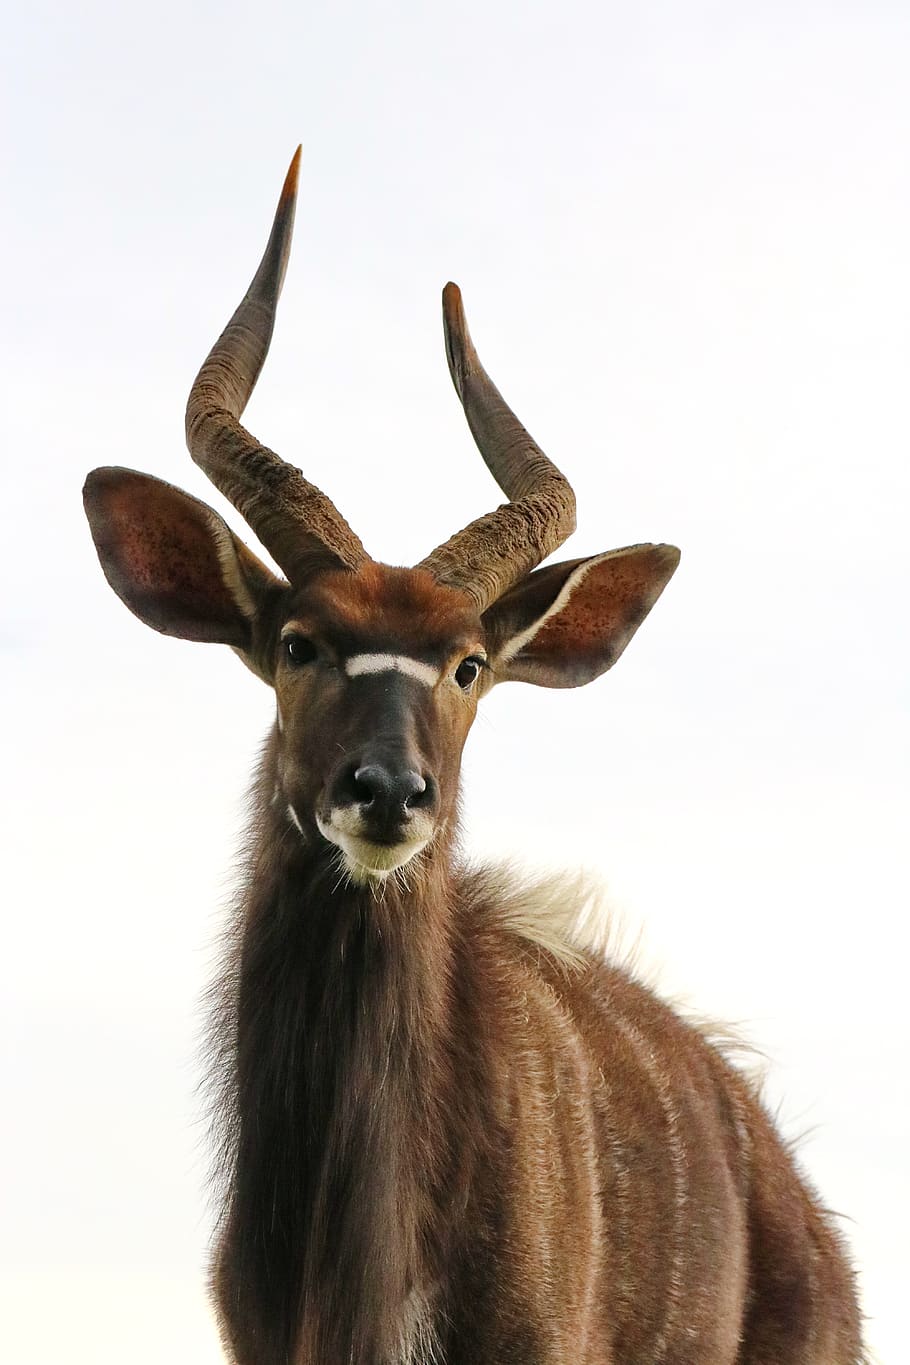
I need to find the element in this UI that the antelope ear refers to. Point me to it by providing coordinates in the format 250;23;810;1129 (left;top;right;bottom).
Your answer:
482;544;680;688
83;467;282;649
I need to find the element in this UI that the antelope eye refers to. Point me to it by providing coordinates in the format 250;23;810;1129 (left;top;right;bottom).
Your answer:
454;656;483;690
284;635;317;666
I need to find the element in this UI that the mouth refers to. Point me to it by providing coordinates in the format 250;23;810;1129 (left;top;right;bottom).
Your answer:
315;811;433;882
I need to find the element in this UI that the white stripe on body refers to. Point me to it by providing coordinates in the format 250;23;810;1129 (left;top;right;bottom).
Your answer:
345;654;440;687
608;1011;687;1361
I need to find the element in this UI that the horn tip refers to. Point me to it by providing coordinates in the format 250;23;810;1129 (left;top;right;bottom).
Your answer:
442;282;472;387
281;145;302;207
442;281;464;324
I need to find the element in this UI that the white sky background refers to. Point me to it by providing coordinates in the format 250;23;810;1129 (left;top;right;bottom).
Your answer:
2;1;908;1361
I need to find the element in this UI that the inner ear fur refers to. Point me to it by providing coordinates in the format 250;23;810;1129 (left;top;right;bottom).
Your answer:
83;466;281;648
482;544;680;689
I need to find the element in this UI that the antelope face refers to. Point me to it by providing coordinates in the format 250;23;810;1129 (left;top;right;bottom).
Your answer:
273;564;484;881
83;150;681;887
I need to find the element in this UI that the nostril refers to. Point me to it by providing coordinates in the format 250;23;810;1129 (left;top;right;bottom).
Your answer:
351;764;386;807
334;762;380;807
404;774;432;810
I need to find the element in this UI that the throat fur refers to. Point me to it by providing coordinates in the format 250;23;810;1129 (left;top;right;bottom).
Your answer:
211;844;451;1365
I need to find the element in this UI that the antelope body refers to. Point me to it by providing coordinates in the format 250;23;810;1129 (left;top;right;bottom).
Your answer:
84;150;862;1364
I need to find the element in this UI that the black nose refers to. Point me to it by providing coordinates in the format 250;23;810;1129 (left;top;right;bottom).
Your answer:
332;759;435;836
353;764;427;809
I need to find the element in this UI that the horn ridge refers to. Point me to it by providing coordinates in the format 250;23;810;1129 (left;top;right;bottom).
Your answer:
185;147;367;580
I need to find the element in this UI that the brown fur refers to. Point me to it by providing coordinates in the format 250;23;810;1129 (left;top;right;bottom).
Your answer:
81;473;865;1363
188;564;862;1364
205;751;863;1364
85;380;863;1362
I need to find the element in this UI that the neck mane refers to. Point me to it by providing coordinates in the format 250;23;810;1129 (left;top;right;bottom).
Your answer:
208;776;464;1365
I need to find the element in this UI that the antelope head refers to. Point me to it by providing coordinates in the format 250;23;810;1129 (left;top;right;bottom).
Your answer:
84;149;679;884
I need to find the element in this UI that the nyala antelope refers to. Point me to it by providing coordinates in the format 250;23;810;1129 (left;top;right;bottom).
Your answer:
84;149;862;1365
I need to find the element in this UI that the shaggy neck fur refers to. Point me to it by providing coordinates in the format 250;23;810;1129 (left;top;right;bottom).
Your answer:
210;771;467;1365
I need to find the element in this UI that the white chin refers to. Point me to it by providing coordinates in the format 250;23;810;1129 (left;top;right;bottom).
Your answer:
316;816;430;883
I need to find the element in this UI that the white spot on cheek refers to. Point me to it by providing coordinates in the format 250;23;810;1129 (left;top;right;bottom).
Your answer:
287;804;304;835
345;654;440;687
